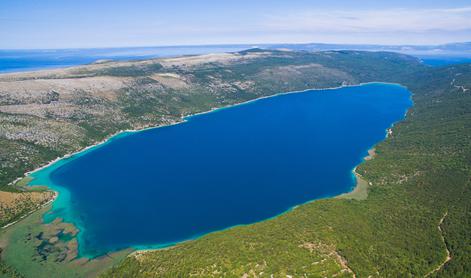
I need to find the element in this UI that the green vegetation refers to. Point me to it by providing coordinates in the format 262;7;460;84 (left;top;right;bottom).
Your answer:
1;50;470;277
0;261;23;278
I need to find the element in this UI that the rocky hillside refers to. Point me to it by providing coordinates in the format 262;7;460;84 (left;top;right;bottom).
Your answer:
0;49;422;190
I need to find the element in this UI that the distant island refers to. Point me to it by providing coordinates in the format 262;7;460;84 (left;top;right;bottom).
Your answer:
1;49;470;277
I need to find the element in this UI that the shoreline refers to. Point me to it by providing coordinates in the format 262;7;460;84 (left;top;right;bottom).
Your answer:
336;148;376;201
2;81;411;256
128;153;376;257
14;81;405;184
336;114;401;201
127;116;408;257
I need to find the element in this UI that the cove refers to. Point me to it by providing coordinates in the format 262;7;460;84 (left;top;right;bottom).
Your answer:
28;83;413;257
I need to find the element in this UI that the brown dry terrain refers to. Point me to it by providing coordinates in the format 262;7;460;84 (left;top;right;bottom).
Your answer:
0;190;54;228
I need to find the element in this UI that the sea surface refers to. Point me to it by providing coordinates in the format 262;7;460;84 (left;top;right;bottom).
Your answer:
2;46;470;73
0;45;249;73
28;83;412;257
418;55;471;66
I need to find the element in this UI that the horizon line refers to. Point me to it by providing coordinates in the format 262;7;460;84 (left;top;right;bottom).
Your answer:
1;40;470;51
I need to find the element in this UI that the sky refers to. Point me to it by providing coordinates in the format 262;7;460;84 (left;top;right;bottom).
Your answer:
1;0;471;49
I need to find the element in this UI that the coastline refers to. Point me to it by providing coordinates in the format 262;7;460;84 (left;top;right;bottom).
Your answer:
16;81;405;184
336;148;376;201
127;127;405;257
336;115;400;201
2;81;411;257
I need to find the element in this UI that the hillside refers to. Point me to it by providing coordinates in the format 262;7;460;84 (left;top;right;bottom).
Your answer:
1;50;470;277
0;49;421;227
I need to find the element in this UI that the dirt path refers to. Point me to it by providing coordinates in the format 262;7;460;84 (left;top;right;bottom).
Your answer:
425;211;451;277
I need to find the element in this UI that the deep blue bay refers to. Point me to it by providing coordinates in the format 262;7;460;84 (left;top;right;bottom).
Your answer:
28;83;412;257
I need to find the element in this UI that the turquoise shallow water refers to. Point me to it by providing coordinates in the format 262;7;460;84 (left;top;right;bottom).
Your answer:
29;83;412;257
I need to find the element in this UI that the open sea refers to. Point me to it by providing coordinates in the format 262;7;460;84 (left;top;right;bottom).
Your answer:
1;46;469;74
0;45;249;73
28;83;412;257
418;55;471;66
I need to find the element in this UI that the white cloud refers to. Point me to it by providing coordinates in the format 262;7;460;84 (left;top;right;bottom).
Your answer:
261;7;471;35
2;5;470;48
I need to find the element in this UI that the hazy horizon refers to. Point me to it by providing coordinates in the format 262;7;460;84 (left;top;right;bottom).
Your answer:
1;41;471;52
